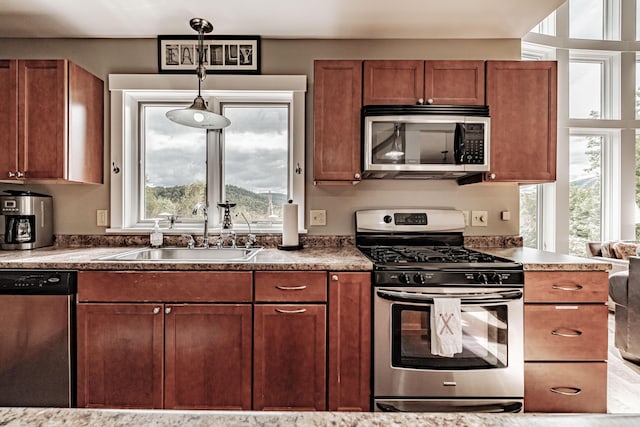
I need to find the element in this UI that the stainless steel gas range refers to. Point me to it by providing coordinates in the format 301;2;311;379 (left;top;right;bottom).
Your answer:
356;209;524;413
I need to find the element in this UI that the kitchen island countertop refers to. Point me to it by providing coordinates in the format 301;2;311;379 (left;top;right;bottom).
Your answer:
2;407;640;426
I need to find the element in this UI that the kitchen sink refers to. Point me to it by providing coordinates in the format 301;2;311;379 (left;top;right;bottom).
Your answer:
96;246;263;262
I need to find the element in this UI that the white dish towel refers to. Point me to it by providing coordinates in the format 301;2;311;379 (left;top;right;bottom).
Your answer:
430;297;463;357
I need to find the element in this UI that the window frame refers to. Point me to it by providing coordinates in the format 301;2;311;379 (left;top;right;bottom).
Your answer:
521;0;637;254
108;74;307;234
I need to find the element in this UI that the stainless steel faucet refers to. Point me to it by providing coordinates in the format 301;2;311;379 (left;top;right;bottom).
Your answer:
192;203;209;247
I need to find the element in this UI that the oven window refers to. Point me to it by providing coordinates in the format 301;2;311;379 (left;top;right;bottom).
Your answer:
391;303;508;370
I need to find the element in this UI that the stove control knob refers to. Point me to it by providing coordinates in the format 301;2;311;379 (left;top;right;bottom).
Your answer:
475;273;488;284
491;273;503;284
383;215;393;224
398;273;411;284
413;274;425;285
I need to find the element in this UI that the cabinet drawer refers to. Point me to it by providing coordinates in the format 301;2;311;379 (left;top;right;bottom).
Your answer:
524;304;607;361
78;271;253;302
524;362;607;413
254;271;327;302
524;271;608;303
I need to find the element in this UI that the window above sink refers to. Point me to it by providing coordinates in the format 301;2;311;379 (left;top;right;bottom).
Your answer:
108;74;307;235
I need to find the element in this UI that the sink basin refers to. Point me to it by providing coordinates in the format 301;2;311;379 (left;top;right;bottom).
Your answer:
96;246;263;262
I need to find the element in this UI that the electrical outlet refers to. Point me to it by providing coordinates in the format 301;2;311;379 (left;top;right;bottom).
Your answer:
96;209;108;226
309;209;327;226
471;210;488;227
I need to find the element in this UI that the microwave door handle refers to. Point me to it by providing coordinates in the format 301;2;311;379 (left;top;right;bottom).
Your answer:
376;289;522;304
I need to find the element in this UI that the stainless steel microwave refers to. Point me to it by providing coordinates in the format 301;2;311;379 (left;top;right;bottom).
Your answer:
362;105;490;179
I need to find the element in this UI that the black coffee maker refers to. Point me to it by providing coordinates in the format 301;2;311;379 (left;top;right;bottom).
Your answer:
0;190;53;250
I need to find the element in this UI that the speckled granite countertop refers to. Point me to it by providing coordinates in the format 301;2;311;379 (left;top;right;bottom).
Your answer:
0;245;613;272
478;247;612;272
0;246;373;271
2;408;640;427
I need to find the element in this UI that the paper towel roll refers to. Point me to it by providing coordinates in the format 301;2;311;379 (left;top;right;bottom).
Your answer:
282;202;299;247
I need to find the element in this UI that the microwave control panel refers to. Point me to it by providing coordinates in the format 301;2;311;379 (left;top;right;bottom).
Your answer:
457;123;485;165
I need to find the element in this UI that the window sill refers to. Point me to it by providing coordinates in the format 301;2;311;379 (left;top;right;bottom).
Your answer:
104;227;309;235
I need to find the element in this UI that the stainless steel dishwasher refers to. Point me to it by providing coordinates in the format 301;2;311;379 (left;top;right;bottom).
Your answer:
0;269;76;407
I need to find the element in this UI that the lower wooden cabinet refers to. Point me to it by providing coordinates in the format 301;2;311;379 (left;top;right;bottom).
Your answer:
328;272;371;411
77;270;371;411
76;303;164;409
77;303;252;410
524;362;607;413
523;271;608;413
253;304;326;410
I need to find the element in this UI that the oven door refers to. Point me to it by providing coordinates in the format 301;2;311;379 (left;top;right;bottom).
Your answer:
373;286;523;399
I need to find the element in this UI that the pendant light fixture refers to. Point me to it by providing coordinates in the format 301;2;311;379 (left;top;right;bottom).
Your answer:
165;18;231;129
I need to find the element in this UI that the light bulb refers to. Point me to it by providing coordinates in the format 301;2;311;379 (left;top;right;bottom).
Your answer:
193;112;204;123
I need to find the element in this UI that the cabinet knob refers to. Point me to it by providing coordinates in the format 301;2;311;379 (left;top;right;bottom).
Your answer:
331;275;339;281
487;173;496;180
426;98;434;105
417;98;424;105
165;307;172;314
153;307;161;314
354;173;361;180
16;171;24;178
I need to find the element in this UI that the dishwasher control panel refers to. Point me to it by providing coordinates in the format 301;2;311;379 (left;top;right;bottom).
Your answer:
0;270;76;295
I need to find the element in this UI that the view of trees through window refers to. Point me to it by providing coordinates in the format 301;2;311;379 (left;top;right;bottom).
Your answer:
569;132;602;256
142;104;289;227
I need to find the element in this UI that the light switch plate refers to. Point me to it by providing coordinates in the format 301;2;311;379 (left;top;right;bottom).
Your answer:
97;209;108;226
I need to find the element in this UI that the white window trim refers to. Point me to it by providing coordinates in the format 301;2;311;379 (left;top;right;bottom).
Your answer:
108;74;307;234
569;50;620;120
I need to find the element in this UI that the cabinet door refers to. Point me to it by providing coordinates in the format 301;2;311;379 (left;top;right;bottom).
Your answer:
255;271;327;302
363;60;424;105
164;304;252;410
525;362;607;413
253;304;326;410
524;304;608;361
524;271;608;303
425;60;485;105
17;60;67;179
77;303;164;409
328;272;371;411
485;61;557;182
0;60;18;179
313;60;362;184
67;61;104;184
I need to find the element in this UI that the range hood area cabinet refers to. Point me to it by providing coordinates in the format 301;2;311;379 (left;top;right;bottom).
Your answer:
0;59;104;184
313;59;557;185
363;60;485;106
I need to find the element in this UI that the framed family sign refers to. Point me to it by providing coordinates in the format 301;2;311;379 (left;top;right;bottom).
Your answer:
157;35;260;74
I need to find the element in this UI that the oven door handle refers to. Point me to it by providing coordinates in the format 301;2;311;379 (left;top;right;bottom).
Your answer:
375;289;523;304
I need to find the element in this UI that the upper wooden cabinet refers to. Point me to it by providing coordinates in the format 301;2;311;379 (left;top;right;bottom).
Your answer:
313;60;363;185
0;59;103;183
484;60;557;183
363;60;485;106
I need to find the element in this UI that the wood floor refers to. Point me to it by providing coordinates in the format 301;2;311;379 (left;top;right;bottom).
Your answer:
607;313;640;413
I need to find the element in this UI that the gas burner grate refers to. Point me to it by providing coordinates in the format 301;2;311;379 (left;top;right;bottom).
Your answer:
362;245;500;264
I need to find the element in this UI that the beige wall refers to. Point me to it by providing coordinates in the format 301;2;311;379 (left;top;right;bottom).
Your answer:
0;37;522;236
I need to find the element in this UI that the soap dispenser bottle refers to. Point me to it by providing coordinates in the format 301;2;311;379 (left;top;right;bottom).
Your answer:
150;219;163;247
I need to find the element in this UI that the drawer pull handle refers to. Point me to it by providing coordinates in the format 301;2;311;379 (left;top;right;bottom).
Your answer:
552;284;583;291
275;308;307;314
551;329;583;337
275;285;307;291
550;386;582;396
